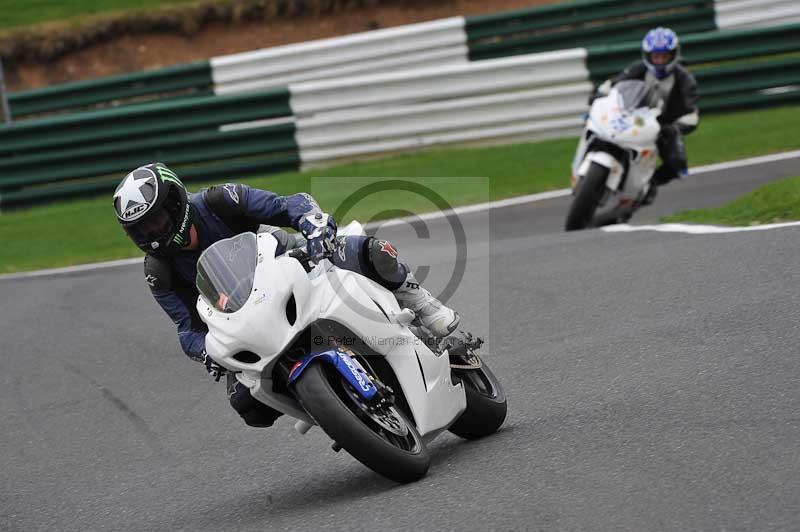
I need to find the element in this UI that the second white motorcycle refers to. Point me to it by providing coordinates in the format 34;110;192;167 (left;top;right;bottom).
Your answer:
566;80;662;231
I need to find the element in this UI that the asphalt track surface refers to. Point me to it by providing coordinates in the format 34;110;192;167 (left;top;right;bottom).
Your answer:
2;155;799;532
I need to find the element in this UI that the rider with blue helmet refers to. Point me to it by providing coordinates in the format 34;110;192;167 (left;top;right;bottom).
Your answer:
595;27;699;203
642;26;682;80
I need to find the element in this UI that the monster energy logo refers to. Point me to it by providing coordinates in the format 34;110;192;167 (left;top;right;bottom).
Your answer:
172;204;191;246
158;166;183;186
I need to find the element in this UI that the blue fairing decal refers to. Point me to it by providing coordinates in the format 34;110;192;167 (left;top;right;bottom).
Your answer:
288;349;378;400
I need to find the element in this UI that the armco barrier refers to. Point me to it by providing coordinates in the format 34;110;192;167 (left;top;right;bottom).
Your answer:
6;0;796;121
0;88;298;208
465;0;716;61
0;154;300;209
6;18;467;120
2;15;799;207
290;49;591;164
695;57;800;111
0;88;292;154
296;82;591;163
0;123;296;189
211;17;468;95
715;0;800;29
8;61;212;119
586;23;800;110
586;23;800;80
291;22;800;166
290;48;588;114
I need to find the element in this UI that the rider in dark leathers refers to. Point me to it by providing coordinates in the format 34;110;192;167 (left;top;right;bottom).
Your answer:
594;27;699;203
113;163;460;427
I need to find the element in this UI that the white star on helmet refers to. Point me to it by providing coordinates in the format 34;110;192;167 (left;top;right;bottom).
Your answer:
115;169;156;220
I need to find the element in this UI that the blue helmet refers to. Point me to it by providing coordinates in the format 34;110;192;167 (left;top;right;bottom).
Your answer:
642;27;680;79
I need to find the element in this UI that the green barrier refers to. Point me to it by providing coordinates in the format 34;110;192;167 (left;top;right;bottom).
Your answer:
7;61;213;119
5;17;798;209
695;57;800;112
0;123;296;189
0;87;292;154
585;23;800;112
0;153;301;209
699;88;800;112
466;0;716;61
586;23;800;82
695;57;800;97
0;83;298;208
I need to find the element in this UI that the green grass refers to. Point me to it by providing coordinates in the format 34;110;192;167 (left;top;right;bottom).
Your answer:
2;104;800;274
0;0;199;30
662;175;800;226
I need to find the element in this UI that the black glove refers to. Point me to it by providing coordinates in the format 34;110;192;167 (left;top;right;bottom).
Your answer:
299;212;337;263
202;351;227;382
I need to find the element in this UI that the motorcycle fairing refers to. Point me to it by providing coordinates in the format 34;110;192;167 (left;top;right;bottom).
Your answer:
198;231;466;437
572;82;662;209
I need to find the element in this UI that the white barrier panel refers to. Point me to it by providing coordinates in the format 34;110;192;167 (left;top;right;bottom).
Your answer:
290;48;589;115
299;116;583;165
715;0;800;29
296;82;592;163
215;46;468;95
211;17;468;95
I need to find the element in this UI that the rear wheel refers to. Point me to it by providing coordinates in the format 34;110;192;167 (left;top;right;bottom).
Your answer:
449;356;507;440
565;162;610;231
293;361;430;483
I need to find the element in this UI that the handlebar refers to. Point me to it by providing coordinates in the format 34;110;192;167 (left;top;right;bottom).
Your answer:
287;244;334;266
287;225;339;266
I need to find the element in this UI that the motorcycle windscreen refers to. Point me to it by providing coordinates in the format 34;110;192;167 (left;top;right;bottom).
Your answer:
615;80;657;111
196;232;258;313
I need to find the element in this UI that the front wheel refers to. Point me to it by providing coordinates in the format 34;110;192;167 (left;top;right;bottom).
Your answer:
565;161;610;231
449;356;507;440
293;361;430;483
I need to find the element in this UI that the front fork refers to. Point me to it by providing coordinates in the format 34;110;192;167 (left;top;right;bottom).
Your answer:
287;348;395;407
288;348;397;437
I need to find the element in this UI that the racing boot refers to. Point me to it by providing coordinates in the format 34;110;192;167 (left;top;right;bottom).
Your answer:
393;272;460;339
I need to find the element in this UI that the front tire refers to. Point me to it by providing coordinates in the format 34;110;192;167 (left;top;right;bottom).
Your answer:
449;358;507;440
293;361;430;483
565;161;610;231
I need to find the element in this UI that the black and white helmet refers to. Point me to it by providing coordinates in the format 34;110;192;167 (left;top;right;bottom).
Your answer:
113;162;193;255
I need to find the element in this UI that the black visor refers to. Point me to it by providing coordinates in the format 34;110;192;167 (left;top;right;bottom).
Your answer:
126;186;185;252
127;208;174;248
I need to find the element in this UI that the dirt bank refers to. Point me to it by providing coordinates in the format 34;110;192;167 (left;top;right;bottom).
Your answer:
5;0;554;92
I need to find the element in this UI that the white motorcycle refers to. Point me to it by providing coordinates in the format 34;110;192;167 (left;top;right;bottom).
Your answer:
565;80;662;231
195;223;506;483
